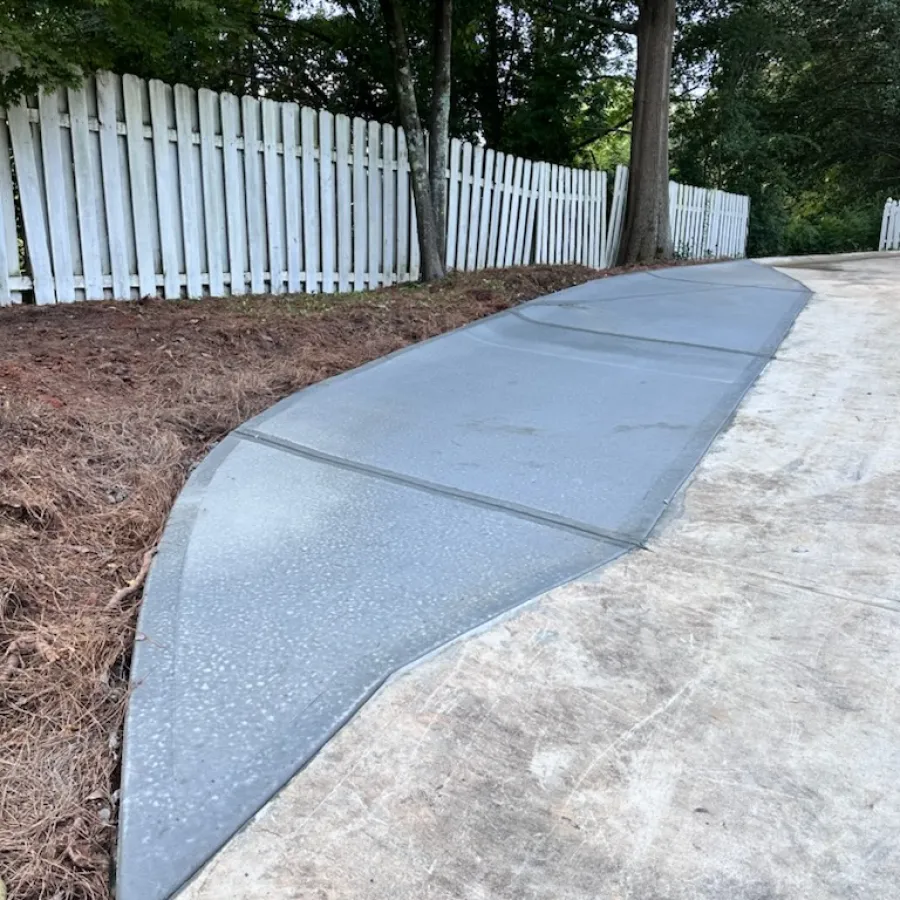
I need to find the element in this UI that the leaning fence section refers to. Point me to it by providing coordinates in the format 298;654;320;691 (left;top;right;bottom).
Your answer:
0;72;749;306
880;199;900;251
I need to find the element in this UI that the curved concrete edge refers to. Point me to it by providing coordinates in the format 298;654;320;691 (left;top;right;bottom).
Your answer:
117;260;811;900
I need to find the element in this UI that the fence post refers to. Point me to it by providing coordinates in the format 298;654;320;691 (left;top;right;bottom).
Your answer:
6;102;55;303
0;105;20;305
880;198;895;251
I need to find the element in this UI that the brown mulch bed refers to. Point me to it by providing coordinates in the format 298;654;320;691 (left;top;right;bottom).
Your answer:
1;264;635;900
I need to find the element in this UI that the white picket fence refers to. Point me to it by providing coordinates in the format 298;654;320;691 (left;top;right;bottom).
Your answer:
0;71;749;306
880;198;900;251
669;179;749;259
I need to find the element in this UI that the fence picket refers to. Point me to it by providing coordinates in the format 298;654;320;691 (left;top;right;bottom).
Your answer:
174;84;202;298
282;103;302;293
495;154;513;268
335;115;352;292
148;81;178;298
300;107;319;293
574;168;582;262
522;162;539;266
725;194;735;256
445;138;461;269
242;97;265;294
546;165;557;264
504;156;524;266
606;164;627;266
560;167;569;262
352;118;368;291
555;166;564;263
0;132;9;303
584;171;597;267
262;99;285;293
694;187;705;256
882;199;900;251
69;86;105;300
476;149;494;269
98;74;131;300
121;77;154;298
367;120;382;287
466;146;484;270
534;162;549;264
320;110;337;293
455;141;473;271
0;193;7;304
220;93;245;294
598;171;608;268
381;123;395;285
0;112;17;304
37;91;75;301
199;89;224;296
575;168;586;264
6;103;54;302
486;152;505;268
410;186;420;280
513;159;531;265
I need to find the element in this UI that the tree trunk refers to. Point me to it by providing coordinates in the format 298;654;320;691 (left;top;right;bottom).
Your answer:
379;0;446;281
429;0;453;261
618;0;676;265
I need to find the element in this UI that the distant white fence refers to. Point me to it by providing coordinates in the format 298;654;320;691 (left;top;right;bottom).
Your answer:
669;178;749;259
880;198;900;251
0;72;749;305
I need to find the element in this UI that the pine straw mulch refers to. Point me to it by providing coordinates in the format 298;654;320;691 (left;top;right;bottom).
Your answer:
0;264;634;900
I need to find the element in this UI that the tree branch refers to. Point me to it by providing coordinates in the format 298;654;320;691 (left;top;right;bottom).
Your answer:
574;114;634;151
549;2;637;35
251;10;338;47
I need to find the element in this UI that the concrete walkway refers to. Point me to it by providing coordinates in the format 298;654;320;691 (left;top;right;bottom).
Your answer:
118;260;810;898
118;261;809;898
178;254;900;899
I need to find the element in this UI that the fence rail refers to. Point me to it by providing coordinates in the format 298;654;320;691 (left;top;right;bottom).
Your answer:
880;198;900;251
0;72;749;306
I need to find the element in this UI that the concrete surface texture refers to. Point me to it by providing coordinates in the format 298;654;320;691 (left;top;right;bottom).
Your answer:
117;260;809;899
179;254;900;900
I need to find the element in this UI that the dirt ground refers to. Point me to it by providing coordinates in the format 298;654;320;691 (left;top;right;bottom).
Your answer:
0;265;621;900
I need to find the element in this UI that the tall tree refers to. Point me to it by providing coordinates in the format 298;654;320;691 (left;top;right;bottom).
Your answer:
618;0;677;264
429;0;453;260
379;0;452;280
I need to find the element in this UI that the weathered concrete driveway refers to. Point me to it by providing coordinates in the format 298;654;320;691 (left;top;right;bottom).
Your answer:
181;254;900;899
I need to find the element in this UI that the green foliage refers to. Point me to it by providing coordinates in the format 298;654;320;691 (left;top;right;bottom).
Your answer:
574;77;633;169
782;193;884;257
672;0;900;255
0;0;263;105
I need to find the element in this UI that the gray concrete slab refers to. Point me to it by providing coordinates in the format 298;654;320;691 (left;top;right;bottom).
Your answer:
117;260;809;900
179;254;900;900
118;438;620;900
519;283;806;355
250;315;768;543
